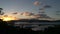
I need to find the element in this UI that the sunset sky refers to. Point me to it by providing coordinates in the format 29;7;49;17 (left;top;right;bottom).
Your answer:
0;0;60;19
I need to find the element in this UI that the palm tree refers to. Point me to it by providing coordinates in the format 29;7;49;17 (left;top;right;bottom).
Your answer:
0;8;4;15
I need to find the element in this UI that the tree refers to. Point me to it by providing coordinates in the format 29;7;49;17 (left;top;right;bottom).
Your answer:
0;8;4;15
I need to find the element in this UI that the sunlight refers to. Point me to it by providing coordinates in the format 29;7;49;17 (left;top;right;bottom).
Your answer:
0;15;17;21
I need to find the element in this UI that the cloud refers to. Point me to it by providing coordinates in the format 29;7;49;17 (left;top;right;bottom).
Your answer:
2;11;51;19
15;12;51;19
33;14;41;18
33;1;40;6
3;15;8;17
39;8;44;10
43;5;51;8
20;12;34;16
39;8;45;13
12;12;18;14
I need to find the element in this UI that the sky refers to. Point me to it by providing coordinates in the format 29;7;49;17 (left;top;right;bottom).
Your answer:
0;0;60;19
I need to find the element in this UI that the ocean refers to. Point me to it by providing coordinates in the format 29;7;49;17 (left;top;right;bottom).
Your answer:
8;22;60;31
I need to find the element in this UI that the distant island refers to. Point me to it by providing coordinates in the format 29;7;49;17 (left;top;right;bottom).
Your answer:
7;19;60;23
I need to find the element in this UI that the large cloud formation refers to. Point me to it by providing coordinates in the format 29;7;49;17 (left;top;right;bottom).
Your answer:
3;11;51;20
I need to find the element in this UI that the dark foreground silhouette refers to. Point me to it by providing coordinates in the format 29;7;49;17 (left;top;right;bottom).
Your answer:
0;19;60;34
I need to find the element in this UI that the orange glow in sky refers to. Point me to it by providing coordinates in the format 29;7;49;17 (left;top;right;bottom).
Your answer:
0;15;17;21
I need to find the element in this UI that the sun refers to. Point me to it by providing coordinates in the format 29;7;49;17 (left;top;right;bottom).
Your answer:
0;15;17;21
2;17;13;21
